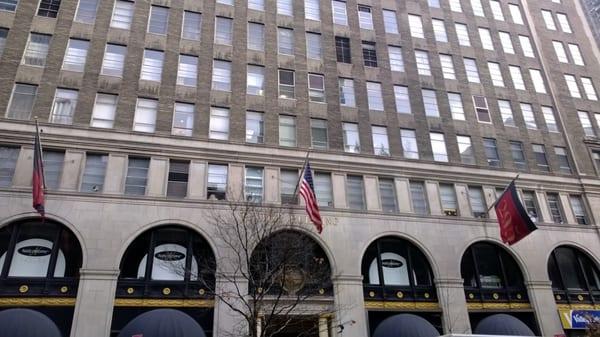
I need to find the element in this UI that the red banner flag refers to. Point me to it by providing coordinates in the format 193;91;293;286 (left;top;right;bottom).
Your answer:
32;121;45;217
495;181;537;245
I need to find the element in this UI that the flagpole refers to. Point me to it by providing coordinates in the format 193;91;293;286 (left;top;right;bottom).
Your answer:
485;173;520;213
34;117;46;190
292;149;312;198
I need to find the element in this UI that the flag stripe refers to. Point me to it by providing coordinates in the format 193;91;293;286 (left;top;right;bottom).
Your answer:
298;161;323;232
32;123;45;217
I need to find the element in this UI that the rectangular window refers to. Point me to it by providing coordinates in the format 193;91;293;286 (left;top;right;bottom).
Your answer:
362;41;377;67
22;33;51;67
110;0;134;29
314;172;332;207
408;14;424;38
177;54;198;87
593;151;600;172
440;184;458;215
554;147;571;174
347;175;365;209
498;100;515;126
212;60;231;91
541;10;556;30
410;181;428;214
471;0;484;16
207;164;227;200
6;84;37;120
564;74;581;98
248;23;265;51
279;115;296;146
74;0;99;23
332;0;348;25
483;138;500;167
547;193;564;223
0;147;19;187
457;135;475;164
463;58;480;83
448;93;465;120
490;0;504;20
422;89;439;117
209;107;229;140
305;0;320;20
140;49;164;82
455;23;471;46
488;62;504;87
182;11;202;40
530;69;547;94
246;111;264;144
91;93;117;128
553;41;568;63
246;65;265;96
358;5;373;30
339;78;355;107
280;169;298;204
509;4;524;24
499;31;514;54
217;0;233;5
101;43;126;77
42;150;64;190
214;17;233;45
308;73;325;102
520;103;537;129
335;36;351;63
570;195;588;224
50;88;78;125
366;82;384;110
432;19;448;42
278;69;295;99
172;102;194;137
394;86;411;114
311;119;328;149
578;110;594;136
401;129;419;159
382;10;399;34
133;98;157;133
510;141;526;170
388;46;404;72
556;13;572;33
430;132;448;162
428;0;440;8
278;27;294;55
478;27;493;50
415;50;431;76
244;166;263;202
379;178;397;213
372;126;389;156
521;191;538;220
81;153;108;192
542;106;558;132
582;77;598;101
469;186;487;218
306;32;322;60
473;95;490;123
509;66;525;90
533;144;550;171
439;54;455;80
0;28;8;56
277;0;293;15
124;157;149;195
568;44;584;66
449;0;462;12
148;6;168;34
519;35;535;58
0;0;18;11
38;0;61;17
166;160;188;198
343;122;360;153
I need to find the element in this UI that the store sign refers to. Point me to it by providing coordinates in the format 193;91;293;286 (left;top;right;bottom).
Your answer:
18;246;52;256
559;309;600;329
155;251;185;261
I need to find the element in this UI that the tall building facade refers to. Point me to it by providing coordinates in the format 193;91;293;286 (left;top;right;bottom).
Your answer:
0;0;600;335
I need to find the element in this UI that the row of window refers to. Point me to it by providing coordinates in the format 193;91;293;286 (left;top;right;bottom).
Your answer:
0;146;587;224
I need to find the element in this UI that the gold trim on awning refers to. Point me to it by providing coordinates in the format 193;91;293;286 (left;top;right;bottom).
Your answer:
364;301;440;311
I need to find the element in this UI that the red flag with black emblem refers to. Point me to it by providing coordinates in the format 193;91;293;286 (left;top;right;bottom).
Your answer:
32;121;45;217
495;181;537;245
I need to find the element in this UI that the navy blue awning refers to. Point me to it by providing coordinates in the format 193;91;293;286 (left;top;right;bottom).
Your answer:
0;308;62;337
373;313;440;337
117;308;206;337
474;314;535;336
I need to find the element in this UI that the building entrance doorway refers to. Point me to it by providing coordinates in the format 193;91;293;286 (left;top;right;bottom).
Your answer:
268;316;322;337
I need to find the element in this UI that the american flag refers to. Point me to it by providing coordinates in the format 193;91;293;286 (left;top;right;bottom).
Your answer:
298;161;323;233
32;121;45;218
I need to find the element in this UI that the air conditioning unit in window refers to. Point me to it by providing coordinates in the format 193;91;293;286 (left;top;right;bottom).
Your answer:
473;212;488;219
281;194;298;205
444;209;457;216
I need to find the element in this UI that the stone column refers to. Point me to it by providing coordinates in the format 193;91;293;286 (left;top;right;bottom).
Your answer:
213;274;249;337
526;280;565;336
318;316;329;337
70;269;119;337
436;278;471;334
332;275;367;337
